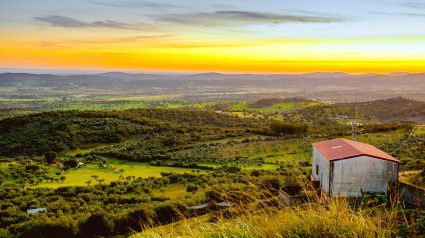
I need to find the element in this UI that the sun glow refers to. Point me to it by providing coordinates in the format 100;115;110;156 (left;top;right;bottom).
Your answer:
1;0;425;73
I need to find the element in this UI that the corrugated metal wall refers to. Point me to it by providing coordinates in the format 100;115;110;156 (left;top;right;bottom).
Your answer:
312;147;330;194
313;151;398;197
332;156;398;197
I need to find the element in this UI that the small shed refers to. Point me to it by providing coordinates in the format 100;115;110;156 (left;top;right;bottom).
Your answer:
27;208;46;215
312;138;399;197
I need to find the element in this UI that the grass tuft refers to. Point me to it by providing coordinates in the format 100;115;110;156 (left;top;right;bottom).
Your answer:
135;191;396;238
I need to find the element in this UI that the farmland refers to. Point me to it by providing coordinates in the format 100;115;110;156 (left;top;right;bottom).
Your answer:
3;0;425;235
0;96;424;237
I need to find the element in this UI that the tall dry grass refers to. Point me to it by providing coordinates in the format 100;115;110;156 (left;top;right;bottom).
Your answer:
134;170;399;238
135;200;396;237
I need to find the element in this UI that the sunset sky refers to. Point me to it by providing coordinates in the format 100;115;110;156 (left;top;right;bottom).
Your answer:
1;0;425;73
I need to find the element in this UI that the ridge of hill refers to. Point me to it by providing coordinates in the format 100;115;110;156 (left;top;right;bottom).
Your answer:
241;97;425;125
249;97;316;108
0;109;267;156
338;97;425;123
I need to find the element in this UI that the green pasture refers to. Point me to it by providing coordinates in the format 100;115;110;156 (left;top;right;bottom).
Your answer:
228;111;284;121
36;159;204;188
220;139;310;159
198;163;280;170
175;137;313;166
414;125;425;134
104;95;184;101
0;161;61;183
151;183;207;199
41;100;228;112
1;130;410;189
353;130;405;144
228;112;265;120
230;102;319;113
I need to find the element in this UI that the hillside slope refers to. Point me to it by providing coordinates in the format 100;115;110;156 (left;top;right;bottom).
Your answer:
0;109;267;156
338;97;425;123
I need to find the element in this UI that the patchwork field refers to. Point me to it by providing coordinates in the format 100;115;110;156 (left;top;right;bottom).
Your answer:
231;101;319;113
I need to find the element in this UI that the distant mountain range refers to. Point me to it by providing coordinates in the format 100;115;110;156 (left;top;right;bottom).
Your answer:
1;72;424;102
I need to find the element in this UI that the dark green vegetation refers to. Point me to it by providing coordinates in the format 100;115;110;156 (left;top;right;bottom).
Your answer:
371;133;425;166
0;71;424;237
0;106;421;237
1;90;425;237
0;109;268;156
249;97;316;108
1;72;425;124
338;97;425;123
0;162;302;237
2;81;425;125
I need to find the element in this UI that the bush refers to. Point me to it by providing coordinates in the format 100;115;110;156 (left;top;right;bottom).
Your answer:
45;151;58;164
79;212;114;238
115;206;154;233
63;159;78;168
186;184;198;194
154;202;188;224
260;175;283;195
17;216;77;238
221;165;241;173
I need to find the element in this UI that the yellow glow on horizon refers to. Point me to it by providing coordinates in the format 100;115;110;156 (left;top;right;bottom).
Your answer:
1;35;425;74
2;0;425;74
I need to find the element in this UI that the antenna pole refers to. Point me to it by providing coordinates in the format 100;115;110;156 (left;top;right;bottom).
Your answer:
351;121;357;141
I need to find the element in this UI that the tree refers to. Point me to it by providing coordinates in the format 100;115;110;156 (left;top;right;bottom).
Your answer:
115;206;154;233
79;212;114;238
186;184;198;194
154;202;188;224
270;121;309;136
63;159;78;168
222;164;241;173
60;176;66;182
19;218;77;238
163;135;178;146
260;175;283;195
45;151;58;164
25;164;40;173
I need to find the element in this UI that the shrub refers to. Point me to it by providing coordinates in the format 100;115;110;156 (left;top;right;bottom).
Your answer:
63;159;78;168
16;216;77;238
115;206;154;233
154;201;188;224
79;212;114;238
45;151;58;164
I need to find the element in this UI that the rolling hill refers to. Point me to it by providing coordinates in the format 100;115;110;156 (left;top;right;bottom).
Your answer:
1;72;425;102
338;97;425;123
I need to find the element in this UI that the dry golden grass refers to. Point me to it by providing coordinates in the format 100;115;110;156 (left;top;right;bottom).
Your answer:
135;200;396;238
134;172;398;238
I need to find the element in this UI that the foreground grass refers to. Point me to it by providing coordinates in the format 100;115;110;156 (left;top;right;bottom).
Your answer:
136;200;396;238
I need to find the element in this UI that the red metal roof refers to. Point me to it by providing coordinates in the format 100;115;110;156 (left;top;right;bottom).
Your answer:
313;138;399;163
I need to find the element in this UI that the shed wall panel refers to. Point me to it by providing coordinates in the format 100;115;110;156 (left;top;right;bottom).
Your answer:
312;147;330;194
332;156;398;197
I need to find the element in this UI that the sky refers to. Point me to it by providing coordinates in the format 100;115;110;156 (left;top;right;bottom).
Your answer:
1;0;425;73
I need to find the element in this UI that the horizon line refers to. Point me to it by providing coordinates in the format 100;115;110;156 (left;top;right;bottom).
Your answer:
0;68;421;76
